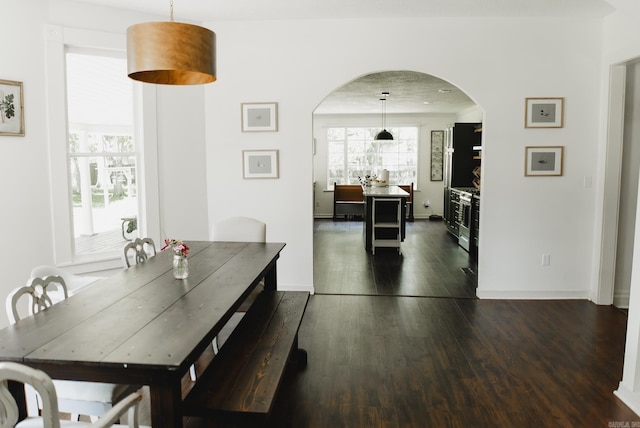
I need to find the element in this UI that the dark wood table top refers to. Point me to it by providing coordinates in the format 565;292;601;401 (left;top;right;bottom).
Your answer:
0;241;286;384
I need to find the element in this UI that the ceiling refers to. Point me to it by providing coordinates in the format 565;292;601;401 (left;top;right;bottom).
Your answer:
313;71;475;115
71;0;615;115
74;0;614;22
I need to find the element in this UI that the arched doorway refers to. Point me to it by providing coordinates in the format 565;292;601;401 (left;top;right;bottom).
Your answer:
311;70;483;298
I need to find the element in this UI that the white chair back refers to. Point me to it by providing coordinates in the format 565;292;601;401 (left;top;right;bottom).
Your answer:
30;265;103;294
211;217;266;243
5;277;138;422
0;361;145;428
0;362;61;428
6;276;68;324
123;237;157;268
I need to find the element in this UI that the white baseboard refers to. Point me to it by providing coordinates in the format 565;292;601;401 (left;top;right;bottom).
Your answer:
477;289;591;300
614;290;631;308
277;283;315;294
614;383;640;417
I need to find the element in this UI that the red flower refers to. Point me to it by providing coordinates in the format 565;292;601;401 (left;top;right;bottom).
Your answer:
161;239;190;257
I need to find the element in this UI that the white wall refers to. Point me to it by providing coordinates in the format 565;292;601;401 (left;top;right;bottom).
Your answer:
204;16;604;297
0;0;52;328
0;2;616;312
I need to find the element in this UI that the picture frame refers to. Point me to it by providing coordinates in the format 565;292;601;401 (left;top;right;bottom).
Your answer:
0;79;25;136
525;97;564;128
525;146;563;176
241;102;278;132
430;130;444;181
243;149;279;179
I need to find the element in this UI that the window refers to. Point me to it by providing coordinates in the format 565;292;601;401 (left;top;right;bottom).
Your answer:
327;126;418;189
66;51;138;256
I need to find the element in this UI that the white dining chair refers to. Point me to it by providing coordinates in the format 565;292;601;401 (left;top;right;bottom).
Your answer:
6;275;139;422
122;237;156;268
210;216;266;243
199;216;267;379
30;265;104;296
0;361;146;428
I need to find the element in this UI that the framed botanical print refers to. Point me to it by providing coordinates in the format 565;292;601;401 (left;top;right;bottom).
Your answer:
0;79;25;136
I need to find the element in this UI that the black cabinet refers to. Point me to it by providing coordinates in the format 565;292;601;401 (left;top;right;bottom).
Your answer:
443;123;481;241
472;195;480;250
450;123;482;188
445;188;461;237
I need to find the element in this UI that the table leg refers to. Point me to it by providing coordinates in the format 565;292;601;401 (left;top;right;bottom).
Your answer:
8;381;27;421
263;261;278;291
150;381;183;428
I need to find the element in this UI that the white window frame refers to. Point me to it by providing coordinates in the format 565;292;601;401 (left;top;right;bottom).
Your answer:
326;126;419;190
44;25;160;272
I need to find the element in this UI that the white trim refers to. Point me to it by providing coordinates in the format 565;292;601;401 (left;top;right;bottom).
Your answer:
614;383;640;417
476;289;591;300
277;283;315;294
44;24;159;271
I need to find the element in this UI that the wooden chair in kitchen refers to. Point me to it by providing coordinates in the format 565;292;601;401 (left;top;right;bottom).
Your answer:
5;275;139;421
398;183;414;222
122;237;156;268
0;361;145;428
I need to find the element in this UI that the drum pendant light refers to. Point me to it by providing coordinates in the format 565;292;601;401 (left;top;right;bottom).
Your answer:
375;92;393;140
126;0;216;85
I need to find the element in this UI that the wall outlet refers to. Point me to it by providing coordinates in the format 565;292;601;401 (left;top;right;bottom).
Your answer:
542;254;551;266
424;200;430;208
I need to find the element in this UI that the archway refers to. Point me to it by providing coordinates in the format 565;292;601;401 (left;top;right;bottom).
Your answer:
311;70;483;297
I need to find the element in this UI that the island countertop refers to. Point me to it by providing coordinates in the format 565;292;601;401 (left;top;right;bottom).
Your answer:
362;185;410;198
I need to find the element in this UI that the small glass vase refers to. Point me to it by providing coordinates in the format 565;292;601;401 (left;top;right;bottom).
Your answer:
173;254;189;279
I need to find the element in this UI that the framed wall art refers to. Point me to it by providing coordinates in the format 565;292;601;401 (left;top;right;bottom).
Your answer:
525;146;563;176
241;102;278;132
525;97;564;128
243;149;279;179
430;130;444;181
0;79;25;136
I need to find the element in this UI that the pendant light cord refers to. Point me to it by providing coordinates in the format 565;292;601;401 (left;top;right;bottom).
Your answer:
170;0;174;22
382;98;386;130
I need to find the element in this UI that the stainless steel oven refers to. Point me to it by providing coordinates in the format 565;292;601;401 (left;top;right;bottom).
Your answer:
458;191;472;251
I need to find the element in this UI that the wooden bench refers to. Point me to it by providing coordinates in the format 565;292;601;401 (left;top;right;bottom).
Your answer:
333;183;364;220
182;290;309;420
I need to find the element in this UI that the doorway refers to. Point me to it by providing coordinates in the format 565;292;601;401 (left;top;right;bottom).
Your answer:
312;70;480;298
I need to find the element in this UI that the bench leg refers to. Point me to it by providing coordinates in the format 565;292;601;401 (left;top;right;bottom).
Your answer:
289;335;308;368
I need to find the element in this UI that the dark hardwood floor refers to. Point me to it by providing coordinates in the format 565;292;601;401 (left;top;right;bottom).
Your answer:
313;218;477;298
182;219;640;427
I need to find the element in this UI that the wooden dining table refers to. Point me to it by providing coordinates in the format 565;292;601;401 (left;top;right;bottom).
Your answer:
0;240;286;428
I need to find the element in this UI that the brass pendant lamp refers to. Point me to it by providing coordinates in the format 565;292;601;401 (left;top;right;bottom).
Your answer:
126;0;216;85
375;92;393;140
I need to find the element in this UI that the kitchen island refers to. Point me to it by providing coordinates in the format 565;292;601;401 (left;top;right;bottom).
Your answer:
362;185;409;253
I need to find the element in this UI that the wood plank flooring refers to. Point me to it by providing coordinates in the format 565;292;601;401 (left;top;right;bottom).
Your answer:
313;219;477;297
182;219;640;427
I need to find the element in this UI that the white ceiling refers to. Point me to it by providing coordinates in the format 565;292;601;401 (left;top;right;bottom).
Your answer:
74;0;614;22
71;0;615;115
